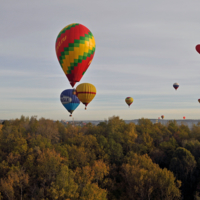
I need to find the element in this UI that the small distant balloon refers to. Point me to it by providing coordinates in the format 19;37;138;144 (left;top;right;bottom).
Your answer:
196;45;200;54
198;99;200;103
183;116;186;120
125;97;133;107
161;115;164;119
76;83;96;109
173;83;179;90
60;89;80;117
158;117;160;119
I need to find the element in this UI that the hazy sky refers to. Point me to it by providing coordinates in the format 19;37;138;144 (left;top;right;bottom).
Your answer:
1;0;200;120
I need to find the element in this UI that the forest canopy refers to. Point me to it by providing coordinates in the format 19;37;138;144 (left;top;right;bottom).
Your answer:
0;116;200;200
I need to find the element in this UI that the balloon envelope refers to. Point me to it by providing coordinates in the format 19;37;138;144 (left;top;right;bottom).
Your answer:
56;23;96;87
196;45;200;54
76;83;96;109
198;99;200;103
125;97;133;107
183;116;186;119
161;115;164;119
60;89;80;116
173;83;179;90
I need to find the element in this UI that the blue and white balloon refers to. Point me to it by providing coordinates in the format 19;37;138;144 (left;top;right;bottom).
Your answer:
173;83;179;90
60;89;80;117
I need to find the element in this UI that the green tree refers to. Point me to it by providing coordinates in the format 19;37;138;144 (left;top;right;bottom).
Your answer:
74;162;108;200
37;118;60;143
66;145;89;169
121;153;181;200
170;147;196;182
167;120;179;135
191;123;200;141
8;167;29;200
0;175;14;200
159;137;178;168
36;149;64;198
170;147;196;198
183;139;200;161
49;165;79;200
80;183;107;200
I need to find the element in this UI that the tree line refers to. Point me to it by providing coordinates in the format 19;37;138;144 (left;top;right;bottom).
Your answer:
0;116;200;199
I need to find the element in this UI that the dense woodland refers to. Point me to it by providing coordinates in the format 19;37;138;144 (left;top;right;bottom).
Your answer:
1;116;200;199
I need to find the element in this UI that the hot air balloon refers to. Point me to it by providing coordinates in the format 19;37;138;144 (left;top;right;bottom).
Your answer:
173;83;179;90
183;116;186;119
76;83;96;109
55;23;96;87
125;97;133;107
198;99;200;103
196;45;200;54
161;115;164;119
60;89;80;117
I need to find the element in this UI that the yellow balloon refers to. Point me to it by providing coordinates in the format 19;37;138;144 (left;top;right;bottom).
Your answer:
125;97;133;107
76;83;96;109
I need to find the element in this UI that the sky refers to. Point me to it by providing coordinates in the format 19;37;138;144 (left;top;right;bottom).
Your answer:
1;0;200;121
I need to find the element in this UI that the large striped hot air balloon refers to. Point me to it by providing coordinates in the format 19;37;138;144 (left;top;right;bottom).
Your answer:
55;23;96;87
173;83;179;90
76;83;96;109
125;97;133;107
60;89;80;117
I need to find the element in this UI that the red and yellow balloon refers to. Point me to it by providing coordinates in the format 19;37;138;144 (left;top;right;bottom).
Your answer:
76;83;96;109
125;97;133;107
55;23;96;87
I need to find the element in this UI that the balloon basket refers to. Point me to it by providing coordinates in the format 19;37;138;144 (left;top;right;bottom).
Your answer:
73;90;76;95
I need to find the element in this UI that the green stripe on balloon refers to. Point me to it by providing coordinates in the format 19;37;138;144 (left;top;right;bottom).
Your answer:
65;46;95;74
58;32;95;66
82;68;88;75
